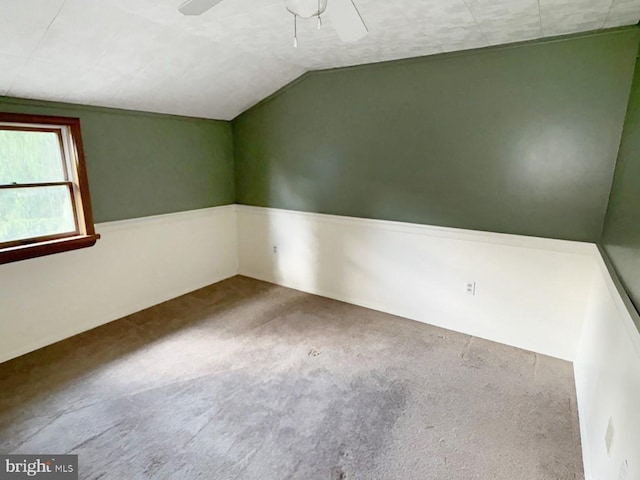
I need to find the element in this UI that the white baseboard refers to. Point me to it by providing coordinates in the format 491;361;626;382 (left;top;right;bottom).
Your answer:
236;205;598;361
574;249;640;480
0;205;238;364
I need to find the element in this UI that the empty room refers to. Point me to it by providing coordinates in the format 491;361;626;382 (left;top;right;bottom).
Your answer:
1;0;640;479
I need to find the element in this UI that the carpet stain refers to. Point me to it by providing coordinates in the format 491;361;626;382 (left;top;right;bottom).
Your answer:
331;466;346;479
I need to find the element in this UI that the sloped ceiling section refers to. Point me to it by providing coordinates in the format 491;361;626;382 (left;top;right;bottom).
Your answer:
1;0;639;120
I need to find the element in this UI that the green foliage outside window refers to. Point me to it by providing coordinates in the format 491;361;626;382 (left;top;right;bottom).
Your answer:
0;130;75;244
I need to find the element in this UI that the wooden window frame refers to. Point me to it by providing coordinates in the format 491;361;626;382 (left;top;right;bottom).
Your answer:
0;113;99;264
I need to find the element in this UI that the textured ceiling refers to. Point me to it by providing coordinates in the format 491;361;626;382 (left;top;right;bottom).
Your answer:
1;0;639;120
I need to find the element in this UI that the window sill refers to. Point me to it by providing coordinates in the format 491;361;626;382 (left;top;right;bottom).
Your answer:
0;234;100;265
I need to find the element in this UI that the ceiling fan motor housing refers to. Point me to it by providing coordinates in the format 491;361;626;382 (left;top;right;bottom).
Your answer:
284;0;328;18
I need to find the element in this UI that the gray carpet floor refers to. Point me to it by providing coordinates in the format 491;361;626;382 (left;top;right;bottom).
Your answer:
0;276;583;479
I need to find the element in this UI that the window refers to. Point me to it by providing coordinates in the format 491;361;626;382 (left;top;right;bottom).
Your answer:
0;113;99;264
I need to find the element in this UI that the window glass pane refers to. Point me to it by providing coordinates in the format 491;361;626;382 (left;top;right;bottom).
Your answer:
0;186;76;243
0;129;66;184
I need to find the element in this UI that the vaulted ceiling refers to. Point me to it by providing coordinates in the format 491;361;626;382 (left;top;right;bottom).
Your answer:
1;0;639;120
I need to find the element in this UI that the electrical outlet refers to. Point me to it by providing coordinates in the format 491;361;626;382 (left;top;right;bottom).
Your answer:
605;416;615;456
465;281;476;296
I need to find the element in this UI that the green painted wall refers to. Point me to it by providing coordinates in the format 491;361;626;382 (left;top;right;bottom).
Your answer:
0;97;234;223
233;29;639;242
602;59;640;314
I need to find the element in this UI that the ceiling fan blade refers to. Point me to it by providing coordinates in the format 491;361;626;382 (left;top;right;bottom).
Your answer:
326;0;368;43
178;0;225;16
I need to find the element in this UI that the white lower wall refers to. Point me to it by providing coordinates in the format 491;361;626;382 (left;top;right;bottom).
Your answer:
3;202;639;479
0;205;238;364
237;206;597;361
574;250;640;480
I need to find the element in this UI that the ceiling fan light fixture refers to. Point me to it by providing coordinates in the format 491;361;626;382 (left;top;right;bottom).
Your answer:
178;0;368;46
284;0;327;19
